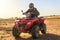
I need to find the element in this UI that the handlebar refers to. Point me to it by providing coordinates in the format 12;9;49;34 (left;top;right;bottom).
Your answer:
21;10;29;15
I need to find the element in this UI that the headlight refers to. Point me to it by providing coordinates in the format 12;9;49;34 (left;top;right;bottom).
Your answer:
15;22;18;24
27;22;31;24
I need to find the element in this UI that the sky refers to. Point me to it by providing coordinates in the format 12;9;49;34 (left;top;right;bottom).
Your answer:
0;0;60;18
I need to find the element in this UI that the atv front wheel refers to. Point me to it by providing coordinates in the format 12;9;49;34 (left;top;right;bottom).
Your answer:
40;23;46;34
31;24;40;39
12;26;20;38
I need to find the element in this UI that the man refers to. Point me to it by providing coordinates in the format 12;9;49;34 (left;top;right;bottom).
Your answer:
24;3;40;18
24;3;46;35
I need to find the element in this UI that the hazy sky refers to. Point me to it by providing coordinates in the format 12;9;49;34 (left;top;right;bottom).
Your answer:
0;0;60;18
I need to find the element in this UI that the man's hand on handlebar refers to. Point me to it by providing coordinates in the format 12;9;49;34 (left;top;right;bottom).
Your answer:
22;12;27;15
21;10;26;15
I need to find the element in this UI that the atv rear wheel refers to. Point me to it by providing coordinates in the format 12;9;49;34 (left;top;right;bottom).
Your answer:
31;24;40;39
12;26;20;38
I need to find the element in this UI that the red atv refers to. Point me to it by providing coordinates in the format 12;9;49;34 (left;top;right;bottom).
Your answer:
12;11;46;39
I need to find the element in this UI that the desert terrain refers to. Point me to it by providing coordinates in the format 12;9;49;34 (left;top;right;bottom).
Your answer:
0;16;60;40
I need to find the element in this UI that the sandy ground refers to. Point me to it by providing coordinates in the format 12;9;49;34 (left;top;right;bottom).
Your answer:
0;16;60;40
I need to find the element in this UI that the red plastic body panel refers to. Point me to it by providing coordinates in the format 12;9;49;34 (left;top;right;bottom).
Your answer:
15;17;45;32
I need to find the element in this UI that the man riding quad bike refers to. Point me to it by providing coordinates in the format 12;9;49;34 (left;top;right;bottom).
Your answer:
12;3;46;39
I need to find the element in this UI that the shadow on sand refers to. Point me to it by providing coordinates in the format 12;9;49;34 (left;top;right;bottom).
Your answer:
15;33;60;40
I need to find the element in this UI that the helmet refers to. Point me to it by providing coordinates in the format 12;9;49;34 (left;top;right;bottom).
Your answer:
29;3;34;8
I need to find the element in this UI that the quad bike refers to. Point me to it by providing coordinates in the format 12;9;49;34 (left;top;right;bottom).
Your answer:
12;10;46;39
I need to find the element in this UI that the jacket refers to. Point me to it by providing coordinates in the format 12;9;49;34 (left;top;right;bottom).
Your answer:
25;8;40;17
